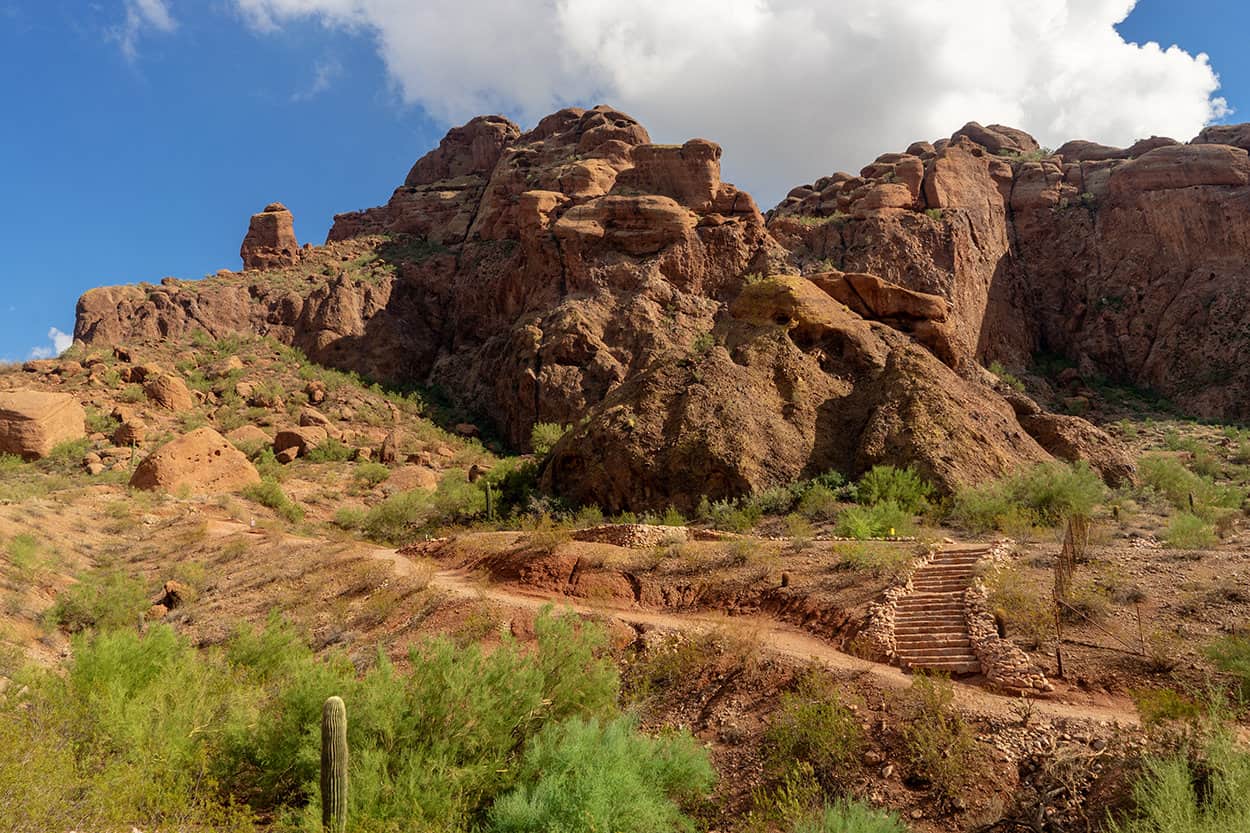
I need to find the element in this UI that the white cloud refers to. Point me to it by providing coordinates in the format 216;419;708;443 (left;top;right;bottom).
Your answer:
292;57;343;102
113;0;177;61
232;0;1229;206
29;328;74;361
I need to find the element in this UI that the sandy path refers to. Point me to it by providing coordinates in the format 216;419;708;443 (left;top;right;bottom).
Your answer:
206;520;1140;727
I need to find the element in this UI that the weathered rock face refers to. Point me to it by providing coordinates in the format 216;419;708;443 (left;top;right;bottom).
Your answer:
77;105;1250;510
774;120;1250;421
241;202;299;271
130;427;261;493
0;390;86;460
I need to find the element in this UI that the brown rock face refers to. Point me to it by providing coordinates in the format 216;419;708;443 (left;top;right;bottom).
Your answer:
0;390;86;460
79;106;1250;509
144;373;194;411
130;427;261;493
241;202;299;271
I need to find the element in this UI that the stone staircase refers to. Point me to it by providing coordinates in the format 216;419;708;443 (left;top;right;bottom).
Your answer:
893;546;988;675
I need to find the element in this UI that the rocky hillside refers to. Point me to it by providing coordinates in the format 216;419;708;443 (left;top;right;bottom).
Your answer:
74;106;1250;510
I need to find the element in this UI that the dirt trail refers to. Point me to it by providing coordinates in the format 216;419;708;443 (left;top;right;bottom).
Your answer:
206;520;1141;727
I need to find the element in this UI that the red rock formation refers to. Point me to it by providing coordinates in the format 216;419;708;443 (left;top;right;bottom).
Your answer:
240;202;299;270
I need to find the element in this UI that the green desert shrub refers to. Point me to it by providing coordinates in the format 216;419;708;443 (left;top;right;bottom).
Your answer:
855;465;932;513
486;716;713;833
1205;635;1250;700
304;437;354;463
764;671;863;792
1163;513;1218;550
1108;733;1250;833
951;461;1104;532
835;501;913;539
0;608;662;833
43;570;149;633
797;484;840;521
242;478;304;523
791;801;909;833
530;422;568;456
896;674;979;806
353;461;391;488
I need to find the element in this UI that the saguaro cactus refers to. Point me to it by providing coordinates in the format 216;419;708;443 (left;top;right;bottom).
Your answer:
321;695;348;833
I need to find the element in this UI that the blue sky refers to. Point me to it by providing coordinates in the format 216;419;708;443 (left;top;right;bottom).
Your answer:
0;0;1245;361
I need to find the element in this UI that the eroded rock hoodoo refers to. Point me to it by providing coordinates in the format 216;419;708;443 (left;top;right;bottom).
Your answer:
240;202;299;271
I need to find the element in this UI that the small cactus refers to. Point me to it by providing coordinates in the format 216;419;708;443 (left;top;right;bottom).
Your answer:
321;696;348;833
485;481;495;521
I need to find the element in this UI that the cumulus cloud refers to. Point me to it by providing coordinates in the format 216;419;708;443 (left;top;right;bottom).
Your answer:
29;328;74;361
232;0;1228;205
113;0;177;61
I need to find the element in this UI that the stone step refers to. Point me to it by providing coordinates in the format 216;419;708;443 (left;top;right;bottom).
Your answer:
896;633;972;645
895;612;966;622
904;659;982;675
894;626;968;637
896;601;965;612
898;646;979;659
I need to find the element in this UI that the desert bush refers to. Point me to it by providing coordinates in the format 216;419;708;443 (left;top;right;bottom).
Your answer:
1163;513;1218;550
707;498;763;533
834;542;912;579
118;383;145;403
486;716;713;833
43;570;149;633
353;461;391;488
37;438;91;475
951;461;1104;531
84;406;120;435
855;465;932;512
1108;732;1250;833
790;801;908;833
752;485;800;516
305;437;354;463
242;478;304;523
764;671;863;792
530;422;568;456
797;484;840;521
6;533;38;575
1205;635;1250;700
896;674;979;805
1139;455;1245;517
986;566;1052;650
0;608;651;833
1131;688;1204;726
988;361;1026;392
834;501;912;539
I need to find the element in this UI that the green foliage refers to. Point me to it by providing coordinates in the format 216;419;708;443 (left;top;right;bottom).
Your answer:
0;453;23;473
1108;733;1250;833
6;533;38;574
487;716;713;833
0;609;637;833
118;383;146;403
320;697;348;833
242;478;305;523
84;406;120;435
341;469;489;543
754;485;800;515
1131;688;1204;726
834;541;912;579
1163;513;1218;550
352;462;391;488
37;438;91;475
834;501;913;539
1205;635;1250;700
1138;454;1245;518
797;484;840;521
988;360;1025;392
924;207;944;221
44;570;148;633
305;438;354;463
855;466;932;512
791;801;909;833
950;461;1105;532
707;498;764;533
691;332;716;355
764;671;863;792
986;567;1051;650
530;422;568;456
896;675;978;806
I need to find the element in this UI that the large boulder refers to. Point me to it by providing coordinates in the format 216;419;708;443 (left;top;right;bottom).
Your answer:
1017;413;1137;487
0;390;86;460
240;202;299;271
130;427;261;493
144;373;194;411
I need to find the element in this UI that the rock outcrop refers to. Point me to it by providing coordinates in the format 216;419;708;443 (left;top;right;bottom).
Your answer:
130;427;261;493
0;390;86;460
241;202;299;271
76;106;1250;509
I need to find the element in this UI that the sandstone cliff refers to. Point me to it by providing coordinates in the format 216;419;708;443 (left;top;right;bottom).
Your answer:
77;107;1250;509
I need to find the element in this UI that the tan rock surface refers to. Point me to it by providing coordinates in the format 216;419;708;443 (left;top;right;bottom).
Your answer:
0;390;86;460
130;427;261;493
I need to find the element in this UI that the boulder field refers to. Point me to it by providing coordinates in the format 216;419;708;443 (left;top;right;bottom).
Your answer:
72;107;1250;509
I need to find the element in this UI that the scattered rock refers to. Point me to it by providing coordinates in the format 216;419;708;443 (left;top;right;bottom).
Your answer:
273;425;328;460
130;427;261;494
0;390;86;460
144;374;194;411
